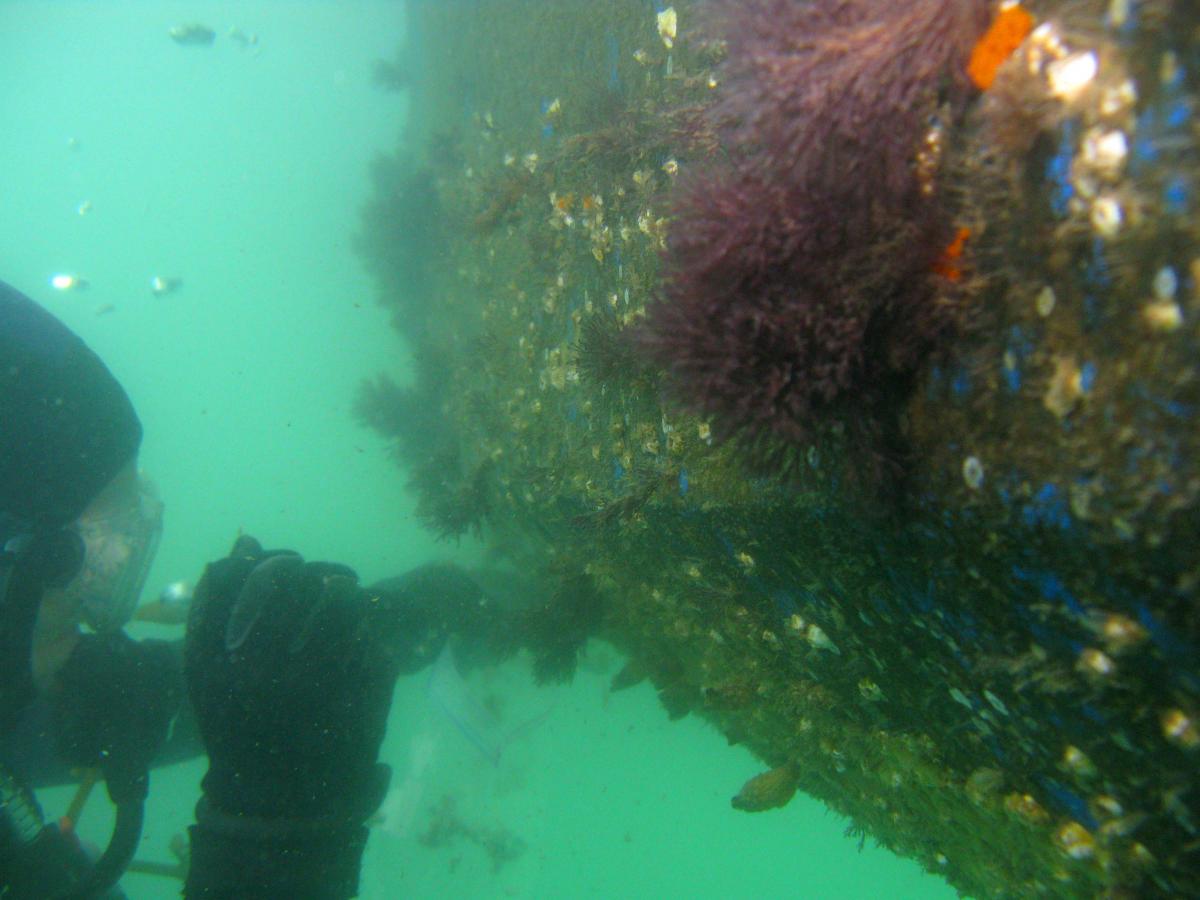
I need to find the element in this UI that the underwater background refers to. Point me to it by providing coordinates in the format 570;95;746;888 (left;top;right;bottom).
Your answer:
0;3;965;899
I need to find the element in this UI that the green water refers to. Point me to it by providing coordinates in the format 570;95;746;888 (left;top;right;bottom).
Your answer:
0;3;958;897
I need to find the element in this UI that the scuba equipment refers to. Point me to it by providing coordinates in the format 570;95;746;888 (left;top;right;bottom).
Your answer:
0;629;178;898
62;477;164;634
0;761;138;899
0;516;86;734
1;512;170;898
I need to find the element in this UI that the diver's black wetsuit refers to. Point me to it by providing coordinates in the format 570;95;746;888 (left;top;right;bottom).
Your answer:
0;281;507;898
1;280;153;898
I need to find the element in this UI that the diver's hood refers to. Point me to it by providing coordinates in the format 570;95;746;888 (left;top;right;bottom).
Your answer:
0;280;142;530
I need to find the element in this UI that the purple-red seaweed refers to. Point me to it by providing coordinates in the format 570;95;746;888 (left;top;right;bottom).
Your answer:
641;0;992;483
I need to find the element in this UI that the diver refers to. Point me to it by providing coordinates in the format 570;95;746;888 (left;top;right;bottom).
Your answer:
0;279;513;898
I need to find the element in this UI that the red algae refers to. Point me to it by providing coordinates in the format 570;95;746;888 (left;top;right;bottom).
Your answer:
641;0;991;481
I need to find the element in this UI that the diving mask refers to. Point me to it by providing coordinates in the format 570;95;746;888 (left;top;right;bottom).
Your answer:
61;478;164;633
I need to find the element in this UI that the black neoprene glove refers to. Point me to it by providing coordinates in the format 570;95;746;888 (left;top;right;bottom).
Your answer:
183;536;402;899
51;631;181;806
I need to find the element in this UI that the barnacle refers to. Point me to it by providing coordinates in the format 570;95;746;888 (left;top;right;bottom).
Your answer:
1054;822;1096;860
1043;356;1084;419
1160;709;1200;749
1004;792;1049;824
965;767;1005;805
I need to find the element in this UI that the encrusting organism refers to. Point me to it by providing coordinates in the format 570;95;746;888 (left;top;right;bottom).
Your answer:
640;0;995;483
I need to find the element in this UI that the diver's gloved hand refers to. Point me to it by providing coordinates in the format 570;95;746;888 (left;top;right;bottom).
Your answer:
183;535;400;899
51;631;181;806
369;562;518;675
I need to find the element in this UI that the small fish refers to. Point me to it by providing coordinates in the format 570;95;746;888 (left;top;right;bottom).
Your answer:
168;23;216;47
50;273;87;291
151;275;182;296
731;762;801;812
